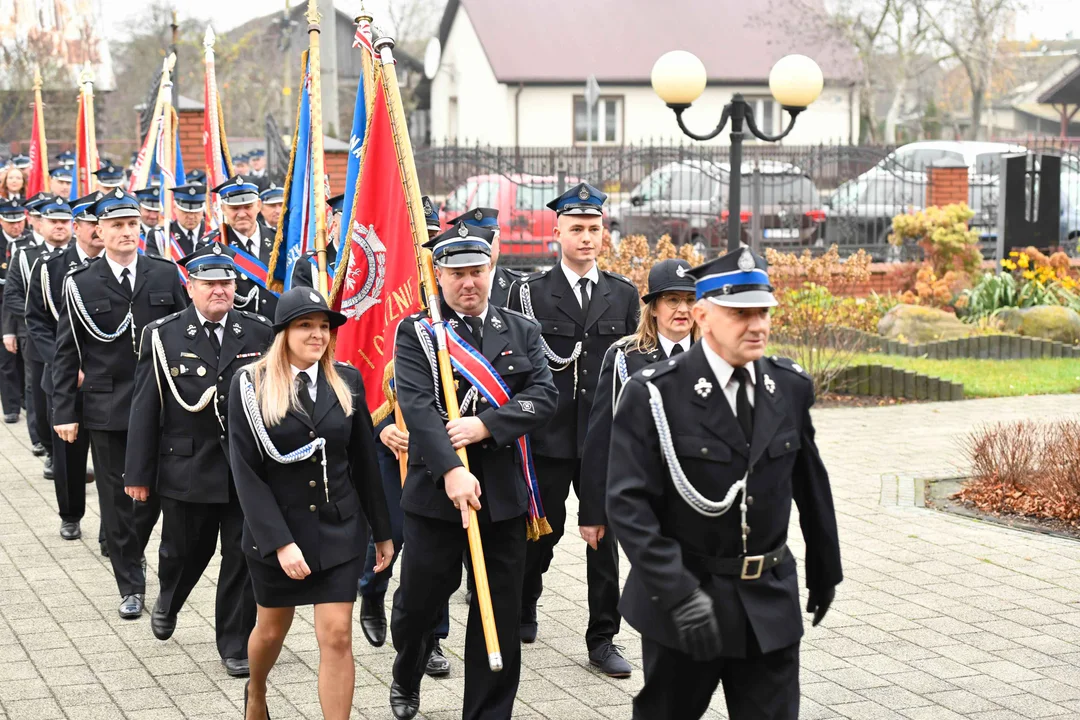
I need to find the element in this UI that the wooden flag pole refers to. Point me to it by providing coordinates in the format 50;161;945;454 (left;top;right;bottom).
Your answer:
374;33;503;674
79;65;98;192
306;0;330;301
160;55;175;260
33;70;48;184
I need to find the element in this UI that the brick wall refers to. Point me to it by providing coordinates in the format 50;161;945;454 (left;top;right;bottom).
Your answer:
926;160;969;209
177;109;204;176
325;150;347;194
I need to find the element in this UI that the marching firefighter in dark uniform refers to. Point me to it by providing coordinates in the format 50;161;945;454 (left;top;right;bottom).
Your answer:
168;183;208;256
135;186;167;257
0;197;35;427
607;247;842;720
52;189;189;619
203;176;278;319
124;244;272;677
506;182;638;676
258;184;284;235
447;207;523;309
389;221;558;720
25;192;103;542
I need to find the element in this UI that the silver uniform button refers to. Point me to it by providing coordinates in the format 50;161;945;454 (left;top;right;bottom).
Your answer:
309;505;316;512
309;480;316;488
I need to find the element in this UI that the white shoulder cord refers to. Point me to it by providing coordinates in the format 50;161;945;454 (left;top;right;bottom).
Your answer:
413;320;477;419
41;263;59;321
611;348;629;416
519;281;582;397
64;274;136;354
150;327;223;430
645;380;750;550
232;284;258;308
239;370;330;502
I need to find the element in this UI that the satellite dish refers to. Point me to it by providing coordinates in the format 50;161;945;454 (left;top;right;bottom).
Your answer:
424;38;441;80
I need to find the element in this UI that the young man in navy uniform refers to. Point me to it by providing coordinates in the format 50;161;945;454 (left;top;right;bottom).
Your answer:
506;182;638;676
168;183;208;256
389;221;558;719
124;244;272;677
607;247;842;720
135;186;167;257
52;189;189;619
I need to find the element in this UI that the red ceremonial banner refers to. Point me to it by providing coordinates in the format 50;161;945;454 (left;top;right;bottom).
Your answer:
334;77;421;416
26;104;47;197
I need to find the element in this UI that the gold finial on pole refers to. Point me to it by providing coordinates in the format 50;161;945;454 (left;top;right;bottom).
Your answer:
33;67;42;92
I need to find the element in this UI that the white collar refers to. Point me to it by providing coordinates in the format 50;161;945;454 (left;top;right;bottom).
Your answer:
658;333;692;358
290;362;319;384
700;338;755;389
234;224;261;245
105;253;137;280
75;245;94;263
455;305;489;328
194;308;227;331
561;261;599;290
32;231;43;245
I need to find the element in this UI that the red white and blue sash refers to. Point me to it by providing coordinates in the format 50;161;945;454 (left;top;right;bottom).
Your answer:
226;242;280;297
418;318;550;541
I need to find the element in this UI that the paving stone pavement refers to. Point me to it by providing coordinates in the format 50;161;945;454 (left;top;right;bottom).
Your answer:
2;395;1080;719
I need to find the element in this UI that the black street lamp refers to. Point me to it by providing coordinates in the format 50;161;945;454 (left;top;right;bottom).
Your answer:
651;52;824;253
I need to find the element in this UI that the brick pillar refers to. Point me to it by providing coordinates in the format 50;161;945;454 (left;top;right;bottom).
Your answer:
324;149;349;194
177;108;205;177
926;158;969;208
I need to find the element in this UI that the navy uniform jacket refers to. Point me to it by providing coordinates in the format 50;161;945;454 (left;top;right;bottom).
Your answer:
140;225;168;258
2;239;55;362
578;338;669;526
169;221;206;257
394;301;558;524
507;266;639;459
228;362;392;571
288;244;339;291
488;265;524;309
198;222;278;320
124;305;273;504
607;344;842;658
25;246;96;393
52;254;189;430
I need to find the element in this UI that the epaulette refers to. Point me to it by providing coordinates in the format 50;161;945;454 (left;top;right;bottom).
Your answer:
502;266;525;278
768;355;811;382
237;309;272;325
601;269;637;288
144;253;177;266
66;261;94;277
632;357;678;382
497;306;530;321
334;360;353;369
524;269;548;282
611;335;633;349
152;310;184;328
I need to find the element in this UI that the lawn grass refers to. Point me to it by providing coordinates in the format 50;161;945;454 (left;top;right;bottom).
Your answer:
775;346;1080;398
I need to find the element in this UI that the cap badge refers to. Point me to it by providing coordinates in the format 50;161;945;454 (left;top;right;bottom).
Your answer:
473;209;483;221
578;188;590;201
309;291;321;303
694;377;713;398
212;244;221;255
457;223;468;238
763;374;775;395
188;187;196;195
113;189;123;198
738;248;756;272
423;200;432;214
675;265;687;278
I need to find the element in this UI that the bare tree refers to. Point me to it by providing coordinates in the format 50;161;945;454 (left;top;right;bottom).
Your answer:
829;0;894;144
881;0;934;142
386;0;446;57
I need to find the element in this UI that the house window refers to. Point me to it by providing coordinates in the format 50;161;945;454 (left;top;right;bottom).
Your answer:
745;97;776;137
573;96;623;145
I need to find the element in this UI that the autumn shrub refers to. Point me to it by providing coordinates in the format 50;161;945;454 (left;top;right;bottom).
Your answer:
898;265;968;311
765;244;872;295
889;203;983;277
597;233;703;298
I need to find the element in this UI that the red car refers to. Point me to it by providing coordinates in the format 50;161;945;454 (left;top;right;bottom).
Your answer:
439;173;582;268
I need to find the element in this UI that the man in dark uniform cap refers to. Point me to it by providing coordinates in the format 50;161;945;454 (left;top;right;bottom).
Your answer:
52;189;189;620
202;176;278;320
49;167;73;199
11;155;31;171
168;183;208;257
25;192;103;541
246;148;271;192
124;243;271;677
186;169;207;185
389;221;558;719
506;182;638;676
134;186;167;256
93;161;126;190
0;198;32;424
447;207;523;309
607;246;842;720
55;150;76;169
258;184;284;234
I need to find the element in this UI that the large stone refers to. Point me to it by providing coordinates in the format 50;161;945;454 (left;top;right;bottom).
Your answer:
995;306;1080;345
877;304;972;344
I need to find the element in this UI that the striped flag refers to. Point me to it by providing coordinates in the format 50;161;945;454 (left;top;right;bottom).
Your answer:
70;89;98;200
203;26;234;227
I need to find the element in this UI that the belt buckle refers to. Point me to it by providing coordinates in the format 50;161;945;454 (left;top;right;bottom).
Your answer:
740;555;765;580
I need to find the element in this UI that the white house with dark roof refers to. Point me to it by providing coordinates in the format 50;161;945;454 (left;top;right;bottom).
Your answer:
429;0;862;147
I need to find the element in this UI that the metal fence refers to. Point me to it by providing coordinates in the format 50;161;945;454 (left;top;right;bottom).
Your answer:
414;138;1080;268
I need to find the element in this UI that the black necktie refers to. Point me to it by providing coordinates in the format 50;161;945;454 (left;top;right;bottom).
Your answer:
119;267;132;298
463;315;483;344
668;343;684;358
295;372;315;418
733;366;754;442
577;277;591;319
203;321;221;356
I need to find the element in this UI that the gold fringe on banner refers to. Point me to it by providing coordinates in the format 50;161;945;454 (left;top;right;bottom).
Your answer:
218;95;236;179
368;359;397;426
267;49;310;291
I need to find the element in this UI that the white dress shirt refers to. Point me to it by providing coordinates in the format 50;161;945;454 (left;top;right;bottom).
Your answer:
658;333;691;359
234;225;262;258
700;339;755;415
291;362;319;403
561;262;600;307
194;309;226;346
75;245;93;264
105;254;137;289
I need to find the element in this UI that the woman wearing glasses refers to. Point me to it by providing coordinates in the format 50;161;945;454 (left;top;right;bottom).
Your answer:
577;258;699;556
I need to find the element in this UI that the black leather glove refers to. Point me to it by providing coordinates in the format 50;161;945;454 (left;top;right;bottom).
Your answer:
807;586;835;627
670;587;723;661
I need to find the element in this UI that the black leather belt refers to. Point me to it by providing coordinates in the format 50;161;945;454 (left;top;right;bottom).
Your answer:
683;544;789;580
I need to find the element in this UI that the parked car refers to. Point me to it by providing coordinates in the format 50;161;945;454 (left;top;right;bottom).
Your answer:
863;140;1026;181
439;173;581;268
606;160;827;252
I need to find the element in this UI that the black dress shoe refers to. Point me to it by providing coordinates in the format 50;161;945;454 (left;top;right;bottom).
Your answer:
59;521;82;540
150;600;176;640
520;604;538;643
118;593;144;619
589;642;632;678
360;593;387;647
31;442;47;457
389;681;420;720
99;541;109;558
223;657;250;677
425;640;451;677
3;413;17;423
42;455;54;480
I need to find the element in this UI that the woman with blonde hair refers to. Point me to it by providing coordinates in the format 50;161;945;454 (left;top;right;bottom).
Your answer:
576;258;698;657
229;287;393;720
0;166;26;201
